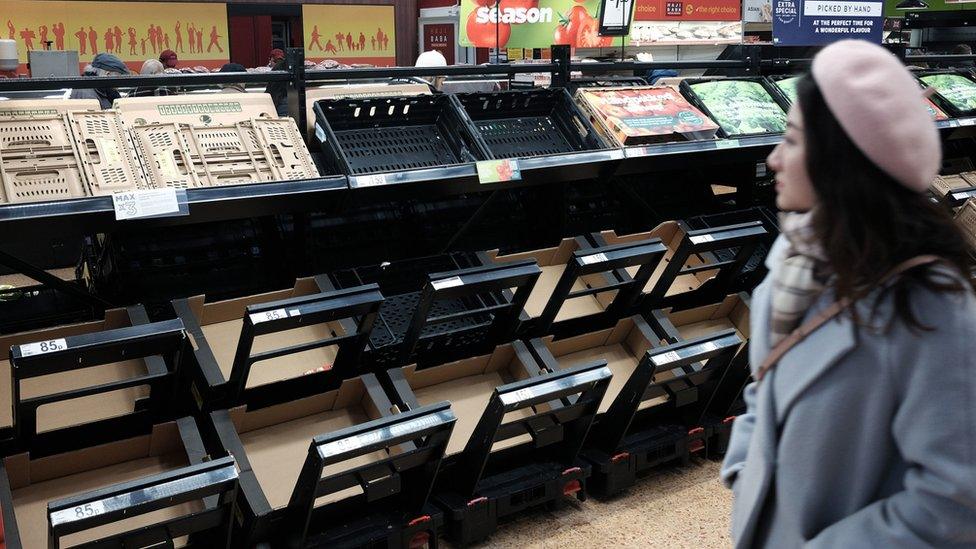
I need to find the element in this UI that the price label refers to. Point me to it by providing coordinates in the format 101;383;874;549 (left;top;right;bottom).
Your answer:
249;308;288;324
51;500;106;526
962;118;976;127
700;340;719;353
354;174;388;188
112;188;181;221
690;234;715;244
20;338;68;357
476;159;521;184
715;139;739;149
288;309;301;317
580;252;608;265
651;350;681;367
510;388;535;404
431;276;464;291
390;414;439;437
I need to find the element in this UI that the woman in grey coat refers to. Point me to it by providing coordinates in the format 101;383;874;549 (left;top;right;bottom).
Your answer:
721;40;976;548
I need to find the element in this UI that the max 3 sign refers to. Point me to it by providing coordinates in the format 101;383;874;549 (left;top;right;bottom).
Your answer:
773;0;883;46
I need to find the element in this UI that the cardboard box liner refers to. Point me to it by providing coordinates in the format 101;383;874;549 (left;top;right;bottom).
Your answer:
5;422;201;549
304;83;431;134
486;239;612;322
955;199;976;250
0;309;146;432
113;93;277;127
396;345;537;457
227;377;388;510
538;318;671;414
599;222;719;299
663;294;750;343
185;278;345;389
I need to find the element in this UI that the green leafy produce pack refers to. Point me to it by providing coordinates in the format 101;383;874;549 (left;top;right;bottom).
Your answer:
920;74;976;113
689;80;787;135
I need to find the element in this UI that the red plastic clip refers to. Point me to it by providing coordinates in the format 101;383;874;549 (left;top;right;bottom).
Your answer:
688;426;705;436
563;479;582;496
562;466;583;476
610;451;630;463
466;496;488;507
723;415;737;423
407;515;431;527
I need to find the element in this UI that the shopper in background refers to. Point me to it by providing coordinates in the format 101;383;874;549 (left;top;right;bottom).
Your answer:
69;52;128;108
721;40;976;548
129;58;171;97
265;49;288;116
949;44;975;68
159;49;178;70
415;50;447;91
218;62;247;94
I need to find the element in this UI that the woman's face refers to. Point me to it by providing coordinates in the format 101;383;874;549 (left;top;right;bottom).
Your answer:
767;105;817;212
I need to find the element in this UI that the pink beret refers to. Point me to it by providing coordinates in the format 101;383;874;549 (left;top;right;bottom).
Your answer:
811;40;940;193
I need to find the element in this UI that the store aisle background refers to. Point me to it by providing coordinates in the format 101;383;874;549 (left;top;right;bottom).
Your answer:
452;460;732;548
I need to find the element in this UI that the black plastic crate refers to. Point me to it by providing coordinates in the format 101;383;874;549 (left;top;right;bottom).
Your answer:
313;94;491;175
915;70;976;118
0;284;96;335
682;206;778;292
454;88;608;159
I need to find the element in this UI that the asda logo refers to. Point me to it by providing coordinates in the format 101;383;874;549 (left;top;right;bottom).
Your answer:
475;6;554;24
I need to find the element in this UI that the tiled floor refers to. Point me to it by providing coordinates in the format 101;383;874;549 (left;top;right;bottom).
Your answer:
454;459;733;548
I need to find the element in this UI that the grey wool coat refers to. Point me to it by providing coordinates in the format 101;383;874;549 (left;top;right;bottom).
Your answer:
721;236;976;548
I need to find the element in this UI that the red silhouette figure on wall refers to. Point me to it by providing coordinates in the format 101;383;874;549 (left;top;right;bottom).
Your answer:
112;26;121;54
376;28;384;50
164;33;170;50
207;26;222;53
196;28;203;52
334;32;343;52
19;28;36;50
88;26;98;54
370;36;375;51
345;33;352;51
325;39;337;55
75;27;87;54
128;27;137;55
140;37;147;56
175;21;183;53
104;28;114;54
7;21;15;40
383;33;389;50
146;25;156;53
358;32;365;51
310;25;323;51
38;25;48;48
187;23;195;53
53;22;65;50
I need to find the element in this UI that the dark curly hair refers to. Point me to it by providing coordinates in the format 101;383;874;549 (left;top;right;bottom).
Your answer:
795;75;973;330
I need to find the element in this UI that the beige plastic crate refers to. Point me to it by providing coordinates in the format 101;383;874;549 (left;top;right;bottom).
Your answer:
0;99;101;118
68;111;148;196
128;123;202;190
305;83;431;135
955;199;976;250
0;113;88;204
114;93;277;127
130;117;318;189
0;158;87;204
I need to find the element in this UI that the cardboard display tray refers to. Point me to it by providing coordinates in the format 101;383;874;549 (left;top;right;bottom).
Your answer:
113;92;277;127
679;77;788;139
0;307;148;436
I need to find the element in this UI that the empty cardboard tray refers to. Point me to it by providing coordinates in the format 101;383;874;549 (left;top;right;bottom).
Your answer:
113;93;277;127
390;344;539;457
0;307;150;437
660;294;750;343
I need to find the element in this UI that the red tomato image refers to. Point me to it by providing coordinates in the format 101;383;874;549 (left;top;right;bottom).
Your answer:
577;14;612;48
496;161;514;180
467;10;511;48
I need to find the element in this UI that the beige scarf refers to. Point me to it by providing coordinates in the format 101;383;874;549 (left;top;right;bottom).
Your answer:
770;210;829;346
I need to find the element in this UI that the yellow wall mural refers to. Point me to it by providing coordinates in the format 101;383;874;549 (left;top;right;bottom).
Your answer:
4;1;229;72
302;4;395;67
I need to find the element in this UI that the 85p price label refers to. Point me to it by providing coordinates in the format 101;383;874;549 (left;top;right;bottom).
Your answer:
20;338;68;357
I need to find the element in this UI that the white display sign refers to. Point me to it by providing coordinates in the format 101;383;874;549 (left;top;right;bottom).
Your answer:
112;188;181;221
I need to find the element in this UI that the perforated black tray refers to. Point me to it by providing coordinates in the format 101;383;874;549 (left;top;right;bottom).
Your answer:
454;88;608;159
313;95;492;175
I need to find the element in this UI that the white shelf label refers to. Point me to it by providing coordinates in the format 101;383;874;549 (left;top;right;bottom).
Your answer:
690;234;715;244
700;340;719;352
249;308;288;324
112;188;181;221
580;252;608;265
961;118;976;127
354;174;388;188
432;276;464;290
501;387;535;405
51;500;106;525
20;338;68;357
651;350;681;367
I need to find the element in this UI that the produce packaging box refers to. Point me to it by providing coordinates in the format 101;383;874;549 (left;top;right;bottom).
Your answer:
954;198;976;250
931;173;973;197
771;75;800;104
575;86;719;146
918;72;976;117
680;78;788;138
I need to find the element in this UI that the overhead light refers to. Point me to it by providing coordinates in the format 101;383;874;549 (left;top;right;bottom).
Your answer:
896;0;928;9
